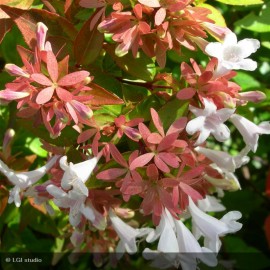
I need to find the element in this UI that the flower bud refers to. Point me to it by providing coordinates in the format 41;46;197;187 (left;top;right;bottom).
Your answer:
5;64;30;78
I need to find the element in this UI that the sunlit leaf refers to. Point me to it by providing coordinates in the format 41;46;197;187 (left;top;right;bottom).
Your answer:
105;44;156;81
215;0;263;5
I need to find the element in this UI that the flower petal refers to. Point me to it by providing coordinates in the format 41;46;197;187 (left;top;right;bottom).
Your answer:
47;51;59;82
36;86;55;104
31;73;52;86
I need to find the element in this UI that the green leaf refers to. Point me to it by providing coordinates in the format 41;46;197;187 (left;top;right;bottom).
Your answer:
28;137;47;157
0;0;34;9
74;9;104;65
127;95;163;121
215;0;263;6
17;118;79;147
21;202;60;236
122;84;150;103
158;98;189;130
223;236;270;270
233;71;261;90
235;3;270;32
198;3;226;27
105;44;156;81
90;68;123;99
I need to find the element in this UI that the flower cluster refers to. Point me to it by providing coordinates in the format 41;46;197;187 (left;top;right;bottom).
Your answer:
97;0;229;67
0;23;93;137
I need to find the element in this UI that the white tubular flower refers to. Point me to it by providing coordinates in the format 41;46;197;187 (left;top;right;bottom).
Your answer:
186;98;235;145
109;209;152;259
188;197;242;253
230;114;270;152
195;146;249;173
205;31;260;77
46;185;95;227
197;195;226;212
143;210;180;269
47;155;102;227
59;155;99;196
0;155;59;207
175;219;218;270
144;209;217;270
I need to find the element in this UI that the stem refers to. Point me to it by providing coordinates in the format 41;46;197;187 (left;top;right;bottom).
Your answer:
116;77;173;90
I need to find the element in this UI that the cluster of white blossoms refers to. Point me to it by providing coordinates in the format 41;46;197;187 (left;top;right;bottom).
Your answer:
0;31;269;269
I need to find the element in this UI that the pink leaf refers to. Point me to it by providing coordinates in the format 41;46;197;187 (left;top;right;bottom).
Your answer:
58;70;89;86
154;155;170;173
133;4;142;20
122;182;143;195
129;153;155;170
36;86;54;104
129;150;139;164
65;102;78;124
176;87;196;100
96;168;127;180
150;108;165;136
109;144;128;167
31;73;52;86
167;117;187;135
180;182;203;201
158;152;179;168
138;123;151;140
158;133;178;152
77;129;96;144
146;164;159;180
147;133;163;144
198;71;212;84
155;7;166;26
161;178;179;187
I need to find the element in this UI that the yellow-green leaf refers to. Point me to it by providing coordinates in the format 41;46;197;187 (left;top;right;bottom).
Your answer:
198;3;226;27
214;0;263;6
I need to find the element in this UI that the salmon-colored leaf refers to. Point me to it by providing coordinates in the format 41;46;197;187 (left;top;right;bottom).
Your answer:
180;182;203;201
0;5;77;49
130;153;154;170
0;186;9;216
96;168;127;180
0;18;13;43
87;83;124;106
177;87;196;100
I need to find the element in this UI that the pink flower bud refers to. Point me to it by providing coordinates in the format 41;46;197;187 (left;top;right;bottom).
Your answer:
5;64;30;78
36;22;48;51
238;91;266;103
